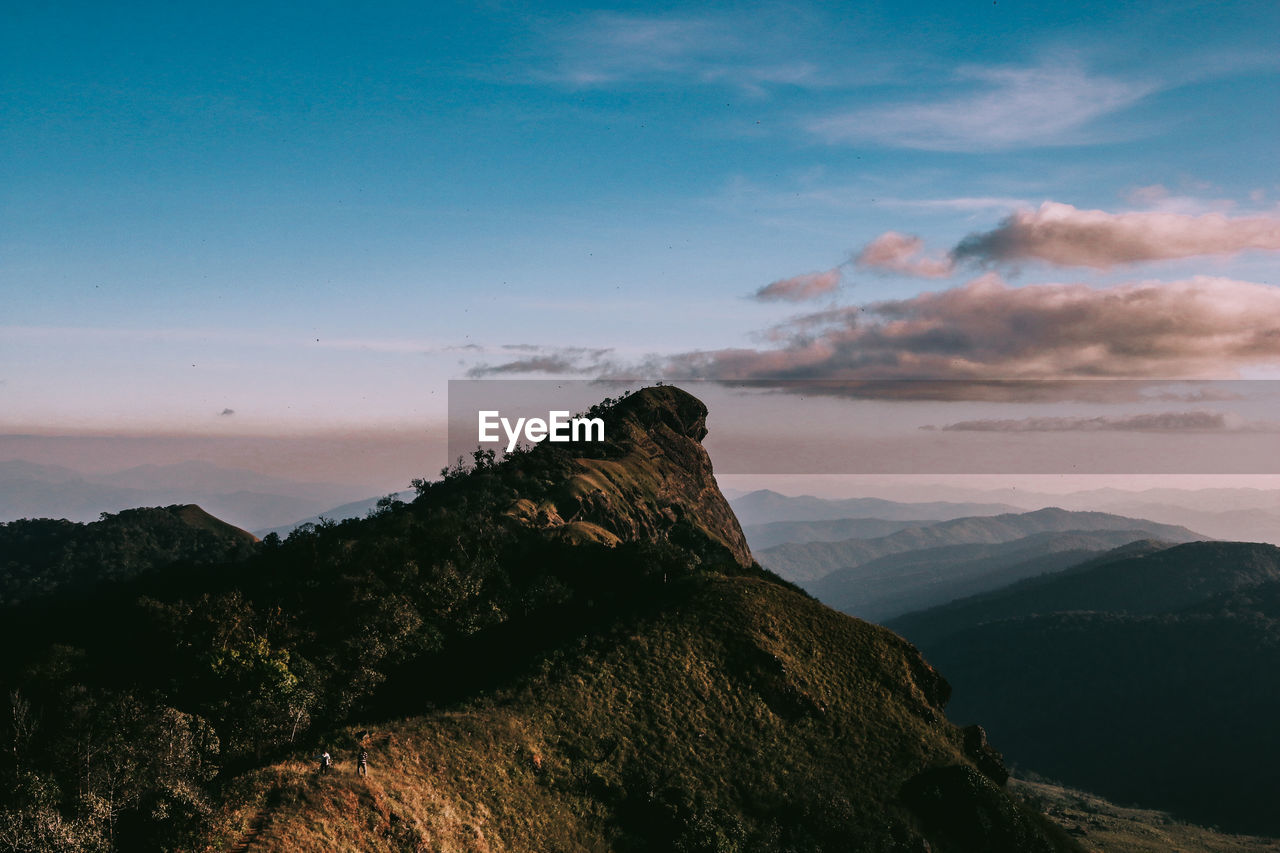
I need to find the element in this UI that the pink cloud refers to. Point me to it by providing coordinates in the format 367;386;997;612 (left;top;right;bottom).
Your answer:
933;411;1235;432
854;232;954;278
753;268;842;302
658;275;1280;385
953;202;1280;268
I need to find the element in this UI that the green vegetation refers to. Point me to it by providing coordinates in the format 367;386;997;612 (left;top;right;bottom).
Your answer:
0;505;256;604
891;541;1280;836
0;387;1076;852
211;574;1059;852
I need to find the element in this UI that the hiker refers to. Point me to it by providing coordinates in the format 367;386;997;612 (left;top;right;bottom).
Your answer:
319;750;332;775
357;748;369;776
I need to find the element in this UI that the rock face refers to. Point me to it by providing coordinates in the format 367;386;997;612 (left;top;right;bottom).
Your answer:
963;724;1011;786
511;386;755;568
901;765;1062;853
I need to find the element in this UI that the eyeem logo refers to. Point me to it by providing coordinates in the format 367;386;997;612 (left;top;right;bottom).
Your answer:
478;410;605;452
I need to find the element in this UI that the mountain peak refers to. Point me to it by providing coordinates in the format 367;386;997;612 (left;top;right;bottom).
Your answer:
503;386;754;567
607;384;710;442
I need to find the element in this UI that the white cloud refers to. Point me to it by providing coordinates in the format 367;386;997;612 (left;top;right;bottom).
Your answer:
542;12;823;93
808;61;1154;151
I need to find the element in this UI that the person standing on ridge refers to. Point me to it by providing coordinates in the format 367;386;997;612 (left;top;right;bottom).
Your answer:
357;747;369;776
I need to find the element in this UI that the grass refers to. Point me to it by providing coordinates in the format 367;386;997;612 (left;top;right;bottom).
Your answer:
202;573;1047;852
1013;778;1280;853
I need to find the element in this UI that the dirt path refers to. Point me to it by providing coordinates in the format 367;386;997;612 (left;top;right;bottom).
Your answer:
229;784;282;853
228;807;270;853
228;812;262;851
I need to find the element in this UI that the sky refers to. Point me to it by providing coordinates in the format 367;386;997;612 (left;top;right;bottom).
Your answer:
3;0;1279;488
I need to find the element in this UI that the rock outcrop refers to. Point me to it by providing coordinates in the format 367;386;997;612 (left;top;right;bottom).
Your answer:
508;386;755;567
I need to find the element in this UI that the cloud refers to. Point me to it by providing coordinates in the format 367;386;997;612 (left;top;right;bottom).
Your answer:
849;201;1280;279
647;275;1280;394
855;232;954;277
1119;184;1241;215
753;269;842;302
466;346;615;377
952;202;1280;268
543;12;821;93
878;196;1030;213
470;276;1280;402
808;62;1153;151
929;411;1236;432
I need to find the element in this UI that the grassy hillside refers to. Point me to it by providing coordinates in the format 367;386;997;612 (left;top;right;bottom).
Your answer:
1012;778;1280;853
209;574;1080;852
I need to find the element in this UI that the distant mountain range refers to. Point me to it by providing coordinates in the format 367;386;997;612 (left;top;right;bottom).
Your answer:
755;507;1203;585
787;483;1280;545
741;517;941;551
889;540;1280;836
728;489;1021;525
253;490;416;539
0;459;375;530
810;529;1192;623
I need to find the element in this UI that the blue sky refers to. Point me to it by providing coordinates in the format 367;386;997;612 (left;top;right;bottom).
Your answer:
3;0;1279;443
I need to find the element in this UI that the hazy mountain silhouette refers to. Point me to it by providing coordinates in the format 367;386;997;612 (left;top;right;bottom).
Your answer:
836;482;1280;545
0;459;370;529
729;489;1020;525
757;507;1203;584
741;516;942;550
252;490;416;539
812;529;1189;622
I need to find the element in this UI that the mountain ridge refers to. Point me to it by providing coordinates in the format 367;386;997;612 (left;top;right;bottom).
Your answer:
757;506;1205;585
0;386;1080;851
890;539;1280;835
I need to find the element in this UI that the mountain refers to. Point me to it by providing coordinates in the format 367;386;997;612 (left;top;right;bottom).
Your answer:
91;461;351;500
1078;502;1280;546
741;517;942;551
1010;777;1280;853
840;482;1280;545
889;540;1280;835
0;503;257;604
889;539;1280;646
0;459;85;484
218;572;1078;852
0;387;1077;853
0;459;369;529
729;489;1021;525
253;490;417;539
810;530;1185;623
757;507;1204;584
